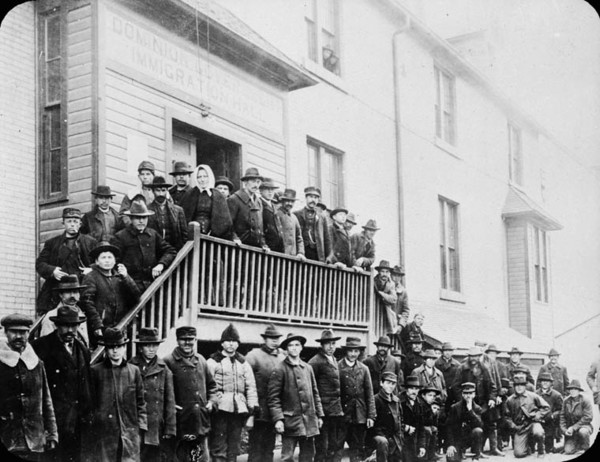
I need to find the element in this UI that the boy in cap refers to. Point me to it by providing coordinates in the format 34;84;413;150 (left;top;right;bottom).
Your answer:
214;176;234;198
560;380;593;455
168;161;194;205
445;382;485;461
207;323;258;462
119;159;156;225
368;371;403;462
536;348;570;396
294;186;333;263
536;372;563;453
81;185;123;241
351;219;379;271
129;327;176;462
148;176;188;250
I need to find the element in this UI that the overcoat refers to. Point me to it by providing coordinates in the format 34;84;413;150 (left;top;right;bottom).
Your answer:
163;347;219;437
178;187;233;238
207;351;258;415
399;391;426;450
586;357;600;405
308;351;343;417
363;353;403;395
559;394;593;434
445;400;483;449
169;184;191;206
261;199;284;252
246;345;285;422
228;189;265;247
338;358;376;424
90;357;148;462
267;356;324;437
412;364;447;402
81;205;123;241
0;342;58;453
350;232;375;270
435;357;461;404
537;387;563;438
402;351;424;379
129;355;177;445
294;207;332;262
276;207;305;256
398;321;422;351
453;361;497;411
330;223;354;267
81;265;141;332
368;390;403;453
35;232;97;312
504;391;549;433
148;200;189;250
536;362;570;396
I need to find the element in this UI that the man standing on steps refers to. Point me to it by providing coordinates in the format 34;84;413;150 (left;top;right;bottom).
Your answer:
168;161;194;205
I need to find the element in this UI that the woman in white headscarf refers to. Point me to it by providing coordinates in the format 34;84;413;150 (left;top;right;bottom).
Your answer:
179;164;232;238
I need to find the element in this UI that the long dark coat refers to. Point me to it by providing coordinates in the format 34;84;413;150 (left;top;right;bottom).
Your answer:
148;200;189;250
90;358;148;462
560;394;593;434
0;342;58;453
81;205;123;241
350;232;376;270
536;362;570;396
402;351;424;379
338;358;376;424
412;364;447;403
399;391;426;450
308;351;343;417
261;199;284;252
267;357;324;437
178;187;232;238
452;361;497;412
168;184;191;206
330;223;354;267
445;399;483;449
435;356;461;404
276;208;305;256
294;207;332;262
163;348;218;437
111;225;177;291
129;355;177;445
81;265;141;332
368;390;403;454
246;346;285;422
363;353;404;395
35;232;98;312
228;189;266;247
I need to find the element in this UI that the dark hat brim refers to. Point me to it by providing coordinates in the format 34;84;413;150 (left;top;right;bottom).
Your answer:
169;170;193;176
280;335;306;349
134;338;166;344
330;208;348;217
49;315;87;324
566;385;584;391
215;179;234;190
374;266;393;271
341;344;366;350
241;174;264;181
420;387;441;395
362;225;381;230
316;336;342;343
150;182;172;189
98;339;128;346
92;192;116;197
52;283;87;291
374;341;394;347
90;243;121;261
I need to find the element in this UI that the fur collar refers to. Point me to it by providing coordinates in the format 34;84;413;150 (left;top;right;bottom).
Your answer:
210;350;246;364
0;341;39;369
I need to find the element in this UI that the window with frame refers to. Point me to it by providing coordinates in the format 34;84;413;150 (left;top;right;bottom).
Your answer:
533;227;549;303
304;0;340;75
434;66;456;145
307;139;343;209
439;197;461;292
38;3;67;201
508;123;524;186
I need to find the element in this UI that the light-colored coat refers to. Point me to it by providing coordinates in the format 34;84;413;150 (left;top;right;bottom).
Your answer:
207;351;258;414
276;207;305;256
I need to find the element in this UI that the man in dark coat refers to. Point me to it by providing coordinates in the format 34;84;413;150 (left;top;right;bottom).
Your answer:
400;374;426;461
81;185;123;241
111;200;177;291
506;347;535;386
148;176;189;250
536;348;570;396
560;379;593;455
586;345;600;413
412;349;447;403
268;333;324;462
228;167;268;248
129;328;176;462
163;326;218;462
168;161;193;205
373;261;398;335
350;219;378;271
363;335;403;395
536;372;563;453
435;342;461;405
309;329;344;462
246;324;285;462
403;333;426;379
0;314;58;460
36;207;97;313
294;186;333;262
399;312;425;354
32;307;93;462
260;178;284;253
276;189;306;257
329;207;354;268
445;382;485;462
367;371;403;462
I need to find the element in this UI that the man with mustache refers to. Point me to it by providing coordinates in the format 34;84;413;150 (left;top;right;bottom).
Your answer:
276;189;305;258
33;307;94;462
81;185;124;242
294;186;333;263
168;161;194;205
148;176;188;250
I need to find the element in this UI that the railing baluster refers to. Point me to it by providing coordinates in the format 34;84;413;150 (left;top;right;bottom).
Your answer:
267;254;274;314
273;257;280;314
227;246;234;308
249;252;256;312
242;249;249;311
300;263;307;318
215;244;222;307
290;259;297;317
207;242;215;308
260;253;268;313
256;251;264;313
285;259;292;318
199;240;206;306
223;245;229;307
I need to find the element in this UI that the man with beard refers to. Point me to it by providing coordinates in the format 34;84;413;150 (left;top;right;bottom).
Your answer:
367;372;403;462
0;314;58;460
535;372;563;454
373;260;398;335
351;219;379;271
294;186;333;263
81;185;123;241
478;344;505;456
363;335;403;395
119;160;156;226
506;347;535;386
168;161;194;205
403;333;426;379
399;312;425;354
246;324;286;462
148;176;188;250
445;382;485;462
276;189;305;258
260;178;284;253
35;207;97;313
33;307;93;462
536;349;570;396
400;374;426;461
329;207;354;268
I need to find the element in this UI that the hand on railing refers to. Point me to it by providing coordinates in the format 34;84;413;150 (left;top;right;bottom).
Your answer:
233;238;242;246
262;245;270;252
152;264;165;278
297;254;306;261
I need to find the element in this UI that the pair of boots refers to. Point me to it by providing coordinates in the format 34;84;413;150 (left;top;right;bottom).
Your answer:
485;430;504;457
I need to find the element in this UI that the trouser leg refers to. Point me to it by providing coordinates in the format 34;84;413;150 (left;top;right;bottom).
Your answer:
512;431;530;458
281;435;298;462
531;422;545;455
140;444;161;462
209;411;229;461
470;427;484;457
298;436;316;462
247;421;277;462
346;423;367;462
314;417;331;462
373;435;389;462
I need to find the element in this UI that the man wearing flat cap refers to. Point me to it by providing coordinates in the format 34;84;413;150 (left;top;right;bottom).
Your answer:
445;382;485;461
246;324;285;462
129;327;176;462
536;348;570;396
351;219;379;271
294;186;333;263
536;372;563;454
164;326;218;462
148;176;188;250
168;161;194;205
81;185;124;242
33;306;93;462
309;329;344;462
228;167;268;249
36;207;97;313
0;314;58;460
268;333;324;462
338;337;376;462
363;335;403;395
119;159;157;225
368;371;403;462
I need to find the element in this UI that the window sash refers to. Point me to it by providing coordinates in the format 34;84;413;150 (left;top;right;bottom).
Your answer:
439;198;460;292
305;0;340;74
307;140;343;208
435;67;456;145
534;228;548;302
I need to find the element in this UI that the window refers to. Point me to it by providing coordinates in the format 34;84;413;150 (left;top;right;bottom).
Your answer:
434;66;456;145
38;4;67;201
533;227;548;303
508;123;524;185
307;138;343;208
439;197;460;292
305;0;340;75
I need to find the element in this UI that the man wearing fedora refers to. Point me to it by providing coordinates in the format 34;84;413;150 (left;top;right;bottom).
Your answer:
148;176;188;250
168;161;194;205
373;261;398;334
536;372;563;453
129;328;176;462
81;185;123;242
268;333;324;462
215;176;234;198
445;382;485;462
536;348;570;396
412;349;447;404
33;307;94;462
344;212;357;234
112;199;177;291
390;265;409;319
260;178;284;253
478;344;505;456
309;329;344;462
367;371;403;462
400;374;427;462
351;219;379;271
294;186;333;263
228;167;269;249
0;314;58;460
90;327;147;462
506;347;535;386
435;343;461;406
338;337;376;462
399;312;425;354
403;333;426;379
363;335;403;395
246;324;286;462
81;241;141;347
560;379;594;455
329;206;355;268
36;207;98;313
163;326;218;462
276;189;306;258
119;159;157;225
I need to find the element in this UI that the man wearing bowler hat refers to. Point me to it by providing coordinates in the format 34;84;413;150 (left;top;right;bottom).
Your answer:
367;371;403;462
246;324;286;462
403;332;426;378
536;372;563;453
36;207;98;313
214;176;234;198
309;329;344;462
445;382;485;461
351;219;379;271
260;178;284;253
276;189;306;257
363;335;403;395
148;176;188;250
168;161;194;205
119;159;157;225
294;186;333;263
536;348;570;396
81;185;123;241
0;313;58;460
33;306;94;462
129;328;176;462
338;337;376;462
